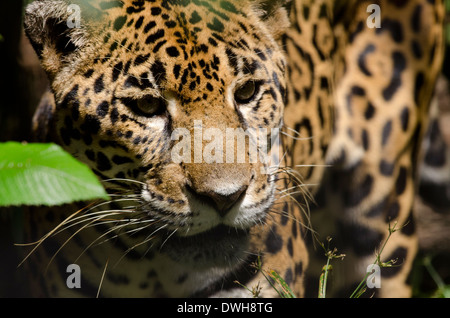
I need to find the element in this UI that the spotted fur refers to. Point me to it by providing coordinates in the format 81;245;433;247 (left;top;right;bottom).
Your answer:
22;0;445;297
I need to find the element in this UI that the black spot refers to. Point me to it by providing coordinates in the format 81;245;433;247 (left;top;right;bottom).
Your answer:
283;268;293;286
96;101;109;118
71;100;80;121
220;1;238;13
293;118;313;156
151;7;162;15
411;4;422;33
400;106;409;131
401;210;416;236
254;48;267;61
83;69;94;78
208;37;218;47
166;46;180;57
80;114;101;135
424;121;447;167
381;120;392;147
302;5;310;20
165;20;177;28
109;41;118;52
94;75;105;94
152;40;167;53
352;85;365;96
225;48;238;75
113;16;127;31
361;129;369;150
133;136;141;145
358;43;375;76
383;51;406;101
110;107;119;124
59;127;71;146
103;33;111;44
207;17;224;32
123;60;131;74
395;166;408;195
189;11;202;24
96;152;112;171
124;76;141;88
173;64;181;79
144;21;157;33
318;77;328;91
379;159;395;176
85;149;95;161
414;72;424;104
146;29;165;44
385;201;400;222
295;261;303;277
112;155;134;165
134;54;150;66
287;238;294;256
318;3;327;18
180;69;189;87
125;130;133;139
150;60;166;85
112;61;123;82
265;226;283;254
135;16;144;29
376;19;403;43
411;40;423;59
341;222;383;256
276;203;288;226
59;85;79;109
364;101;376;120
242;58;259;76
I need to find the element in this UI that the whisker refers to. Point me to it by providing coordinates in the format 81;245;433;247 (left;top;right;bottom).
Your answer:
96;259;109;298
16;203;97;267
47;213;112;271
114;223;169;267
159;228;178;250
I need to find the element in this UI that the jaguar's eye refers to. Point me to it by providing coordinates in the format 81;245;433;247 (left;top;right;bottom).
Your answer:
234;81;259;104
122;96;165;117
136;96;165;116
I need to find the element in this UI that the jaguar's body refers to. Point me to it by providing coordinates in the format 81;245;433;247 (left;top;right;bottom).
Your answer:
22;0;445;297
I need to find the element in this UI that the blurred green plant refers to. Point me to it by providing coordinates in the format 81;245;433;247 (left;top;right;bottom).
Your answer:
0;142;108;207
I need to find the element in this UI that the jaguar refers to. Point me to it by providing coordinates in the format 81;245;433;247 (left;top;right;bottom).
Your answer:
21;0;445;297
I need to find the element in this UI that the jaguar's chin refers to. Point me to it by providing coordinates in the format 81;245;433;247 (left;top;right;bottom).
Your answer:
160;225;251;269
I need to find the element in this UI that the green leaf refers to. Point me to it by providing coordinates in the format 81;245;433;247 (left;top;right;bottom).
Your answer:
0;142;108;206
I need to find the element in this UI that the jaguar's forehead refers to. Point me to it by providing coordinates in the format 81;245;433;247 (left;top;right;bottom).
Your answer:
89;0;274;64
71;0;282;103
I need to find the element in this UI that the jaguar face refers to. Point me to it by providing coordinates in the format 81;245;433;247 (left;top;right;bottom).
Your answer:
25;0;289;268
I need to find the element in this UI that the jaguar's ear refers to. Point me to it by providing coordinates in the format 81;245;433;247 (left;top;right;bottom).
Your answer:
254;0;292;39
24;0;102;77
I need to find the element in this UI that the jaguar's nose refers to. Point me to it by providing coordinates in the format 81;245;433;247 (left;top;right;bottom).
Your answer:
187;184;248;217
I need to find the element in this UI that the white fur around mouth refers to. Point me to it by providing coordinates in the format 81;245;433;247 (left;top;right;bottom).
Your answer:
140;177;275;237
